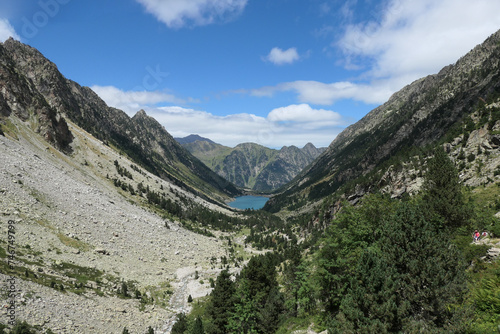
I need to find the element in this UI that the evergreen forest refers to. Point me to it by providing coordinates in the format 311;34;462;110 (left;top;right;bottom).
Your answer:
171;147;500;333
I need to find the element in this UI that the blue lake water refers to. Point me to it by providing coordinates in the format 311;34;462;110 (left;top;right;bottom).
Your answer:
228;196;269;210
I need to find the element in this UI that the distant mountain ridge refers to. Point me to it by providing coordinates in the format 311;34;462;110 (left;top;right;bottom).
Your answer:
176;135;326;192
175;134;215;145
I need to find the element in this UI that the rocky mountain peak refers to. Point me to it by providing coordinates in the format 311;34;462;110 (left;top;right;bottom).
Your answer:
134;109;148;118
175;134;215;145
0;38;73;153
0;39;240;200
181;138;326;192
303;142;316;150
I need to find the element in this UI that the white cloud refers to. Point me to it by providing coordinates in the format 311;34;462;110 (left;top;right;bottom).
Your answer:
268;104;343;130
90;85;347;147
90;85;190;114
250;80;394;105
136;0;248;28
147;104;346;148
0;18;20;42
247;0;500;108
338;0;500;82
264;47;300;65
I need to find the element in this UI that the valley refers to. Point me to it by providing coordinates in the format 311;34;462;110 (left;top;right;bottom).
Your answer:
0;26;500;334
0;117;240;333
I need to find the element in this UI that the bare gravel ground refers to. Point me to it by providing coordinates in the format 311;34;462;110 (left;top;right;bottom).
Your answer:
0;118;235;333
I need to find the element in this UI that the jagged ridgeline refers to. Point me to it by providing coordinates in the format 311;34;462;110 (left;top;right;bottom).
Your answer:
0;38;240;202
265;29;500;212
177;136;325;192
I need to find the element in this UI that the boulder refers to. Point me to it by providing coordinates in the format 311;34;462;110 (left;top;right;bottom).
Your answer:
95;248;109;255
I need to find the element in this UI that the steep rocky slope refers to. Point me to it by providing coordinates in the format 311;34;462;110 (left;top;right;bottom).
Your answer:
375;105;500;201
180;138;325;192
0;38;240;203
0;38;251;333
0;39;73;153
131;111;239;199
266;29;500;212
0;116;239;333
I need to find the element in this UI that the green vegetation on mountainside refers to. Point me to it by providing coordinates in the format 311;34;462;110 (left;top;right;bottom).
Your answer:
171;146;500;333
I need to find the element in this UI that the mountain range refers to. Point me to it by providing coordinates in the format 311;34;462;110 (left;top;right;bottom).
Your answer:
176;136;325;192
0;38;240;204
1;29;500;333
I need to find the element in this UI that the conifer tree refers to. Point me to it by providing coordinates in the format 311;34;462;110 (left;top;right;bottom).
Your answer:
318;194;396;314
228;255;285;333
208;269;235;334
257;286;285;333
171;313;188;334
423;146;470;230
331;201;468;332
191;317;204;334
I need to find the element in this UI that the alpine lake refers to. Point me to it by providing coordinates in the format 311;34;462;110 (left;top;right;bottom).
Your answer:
227;195;270;210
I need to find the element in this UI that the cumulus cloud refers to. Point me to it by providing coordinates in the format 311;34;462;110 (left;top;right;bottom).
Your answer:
338;0;500;82
247;1;500;108
0;18;20;42
264;47;300;65
90;83;347;147
135;0;248;28
90;85;190;114
268;104;343;130
146;104;347;148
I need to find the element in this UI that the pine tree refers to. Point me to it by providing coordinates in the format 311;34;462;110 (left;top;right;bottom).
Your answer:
208;270;235;334
257;286;285;333
228;255;285;333
318;195;396;314
423;146;470;230
191;317;204;334
380;202;467;331
332;250;398;333
171;313;188;334
331;201;469;332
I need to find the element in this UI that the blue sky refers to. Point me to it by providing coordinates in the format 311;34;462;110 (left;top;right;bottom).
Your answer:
1;0;500;148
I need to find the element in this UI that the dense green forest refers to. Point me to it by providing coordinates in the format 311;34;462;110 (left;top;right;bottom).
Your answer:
171;147;500;333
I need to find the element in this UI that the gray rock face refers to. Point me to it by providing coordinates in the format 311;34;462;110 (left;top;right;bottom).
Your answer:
0;117;232;333
0;38;73;152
